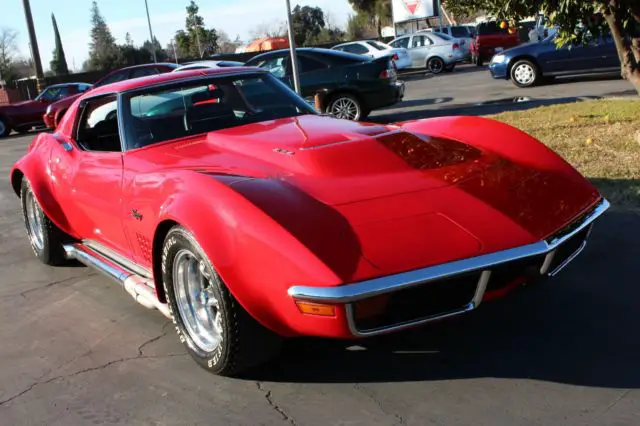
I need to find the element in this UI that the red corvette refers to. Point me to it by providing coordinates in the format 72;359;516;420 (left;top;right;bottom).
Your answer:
10;67;609;376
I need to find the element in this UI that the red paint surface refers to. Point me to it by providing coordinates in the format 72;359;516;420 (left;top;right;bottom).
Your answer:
10;74;602;339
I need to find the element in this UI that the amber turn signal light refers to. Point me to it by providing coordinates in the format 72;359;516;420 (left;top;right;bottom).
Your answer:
295;301;336;317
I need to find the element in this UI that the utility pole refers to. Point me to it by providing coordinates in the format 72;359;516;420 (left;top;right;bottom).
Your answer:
21;0;45;92
284;0;301;95
144;0;157;62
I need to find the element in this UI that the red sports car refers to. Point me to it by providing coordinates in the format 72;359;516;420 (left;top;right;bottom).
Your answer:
10;67;609;376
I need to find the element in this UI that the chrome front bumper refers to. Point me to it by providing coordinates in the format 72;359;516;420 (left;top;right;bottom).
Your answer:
288;198;610;336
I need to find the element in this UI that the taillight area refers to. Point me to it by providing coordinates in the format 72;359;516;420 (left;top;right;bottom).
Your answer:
392;53;399;61
452;43;460;50
379;60;397;80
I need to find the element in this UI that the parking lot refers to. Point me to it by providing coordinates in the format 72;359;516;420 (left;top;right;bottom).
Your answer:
1;67;639;426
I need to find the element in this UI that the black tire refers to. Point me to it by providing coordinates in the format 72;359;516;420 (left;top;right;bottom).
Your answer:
20;179;70;265
0;116;10;138
161;226;282;376
426;57;445;74
510;59;540;88
326;93;363;121
475;55;483;66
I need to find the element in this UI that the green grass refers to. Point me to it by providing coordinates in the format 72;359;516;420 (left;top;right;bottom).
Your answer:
490;99;640;210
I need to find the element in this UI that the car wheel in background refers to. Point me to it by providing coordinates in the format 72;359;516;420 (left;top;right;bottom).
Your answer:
0;116;10;138
162;226;282;376
326;93;362;121
20;179;70;265
510;59;540;88
474;55;483;66
427;57;445;74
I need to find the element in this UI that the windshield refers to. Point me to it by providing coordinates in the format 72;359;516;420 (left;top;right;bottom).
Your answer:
121;72;316;149
366;40;390;51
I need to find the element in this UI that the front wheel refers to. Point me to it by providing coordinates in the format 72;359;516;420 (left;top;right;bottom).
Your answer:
326;93;363;121
161;226;282;376
510;59;540;88
427;57;445;74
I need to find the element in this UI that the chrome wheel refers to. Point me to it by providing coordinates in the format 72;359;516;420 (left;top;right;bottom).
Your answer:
329;96;360;120
428;58;444;74
25;191;45;251
173;249;223;353
513;63;535;85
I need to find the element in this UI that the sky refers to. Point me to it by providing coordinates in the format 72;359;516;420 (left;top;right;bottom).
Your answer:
1;0;356;72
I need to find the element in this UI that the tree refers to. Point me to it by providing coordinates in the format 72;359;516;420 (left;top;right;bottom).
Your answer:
125;32;133;46
87;0;119;70
175;0;219;58
348;0;392;37
218;30;242;54
249;20;286;40
445;0;640;95
50;14;69;76
292;5;326;46
142;37;167;61
0;28;19;83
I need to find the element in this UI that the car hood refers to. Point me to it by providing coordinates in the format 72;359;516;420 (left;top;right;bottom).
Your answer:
0;100;37;110
139;114;599;280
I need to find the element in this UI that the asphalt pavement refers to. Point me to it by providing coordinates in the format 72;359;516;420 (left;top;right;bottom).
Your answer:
0;67;639;426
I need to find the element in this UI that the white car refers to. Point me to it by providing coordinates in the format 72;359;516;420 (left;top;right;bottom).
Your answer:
389;32;466;73
332;40;412;70
416;29;471;61
172;60;246;72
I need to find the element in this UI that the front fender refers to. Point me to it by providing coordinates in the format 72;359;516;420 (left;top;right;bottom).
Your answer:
154;172;343;337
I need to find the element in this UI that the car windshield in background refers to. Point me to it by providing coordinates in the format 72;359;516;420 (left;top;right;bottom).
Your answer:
365;40;384;50
450;26;470;37
122;73;316;149
431;32;453;41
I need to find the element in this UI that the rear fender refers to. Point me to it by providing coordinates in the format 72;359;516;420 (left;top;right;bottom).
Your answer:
9;134;74;234
155;174;342;336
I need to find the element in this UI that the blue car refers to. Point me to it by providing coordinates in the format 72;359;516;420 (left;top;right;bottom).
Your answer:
488;34;620;88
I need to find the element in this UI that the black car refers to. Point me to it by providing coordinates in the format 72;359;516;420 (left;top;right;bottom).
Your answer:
245;48;405;121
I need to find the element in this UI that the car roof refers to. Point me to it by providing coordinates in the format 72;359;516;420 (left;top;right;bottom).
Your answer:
86;66;266;96
47;82;91;88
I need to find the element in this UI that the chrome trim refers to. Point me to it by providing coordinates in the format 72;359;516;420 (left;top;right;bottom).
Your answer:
63;243;171;319
289;198;609;304
289;198;610;337
549;240;587;277
84;240;153;280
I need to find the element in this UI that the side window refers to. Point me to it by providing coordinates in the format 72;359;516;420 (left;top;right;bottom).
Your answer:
255;56;288;78
341;43;369;55
76;95;121;152
131;67;160;78
412;35;431;47
297;55;328;73
38;86;69;101
77;84;92;93
98;70;129;86
390;37;409;49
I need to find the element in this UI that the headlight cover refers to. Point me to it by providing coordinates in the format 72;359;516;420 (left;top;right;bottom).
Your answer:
46;104;52;115
491;54;507;64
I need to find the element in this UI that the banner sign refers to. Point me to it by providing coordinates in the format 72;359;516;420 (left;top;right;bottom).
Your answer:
392;0;439;23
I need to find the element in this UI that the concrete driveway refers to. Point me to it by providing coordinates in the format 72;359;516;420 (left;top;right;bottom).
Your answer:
0;69;639;425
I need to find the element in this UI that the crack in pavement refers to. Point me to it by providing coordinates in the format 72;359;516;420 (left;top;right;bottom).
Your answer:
0;273;98;300
0;326;186;409
256;382;297;425
598;389;633;417
353;383;408;426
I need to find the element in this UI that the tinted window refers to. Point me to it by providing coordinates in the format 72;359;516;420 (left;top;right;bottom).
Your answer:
298;55;327;72
122;74;315;149
450;26;470;37
477;22;509;35
390;37;409;48
98;70;129;86
365;41;386;51
315;49;368;65
254;56;288;78
36;86;69;101
131;67;160;78
340;43;369;54
77;84;92;92
77;95;121;152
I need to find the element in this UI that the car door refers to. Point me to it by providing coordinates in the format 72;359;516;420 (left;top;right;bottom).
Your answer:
286;53;331;99
49;93;130;255
568;35;611;73
409;34;433;67
389;36;412;62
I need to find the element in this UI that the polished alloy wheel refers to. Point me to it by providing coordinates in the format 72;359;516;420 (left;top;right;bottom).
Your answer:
329;97;360;120
513;63;535;85
173;249;223;352
25;191;45;251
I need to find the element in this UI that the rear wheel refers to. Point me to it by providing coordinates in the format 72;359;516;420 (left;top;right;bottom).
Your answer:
427;57;445;74
0;117;10;138
510;59;539;88
161;226;282;376
326;93;363;121
20;179;70;265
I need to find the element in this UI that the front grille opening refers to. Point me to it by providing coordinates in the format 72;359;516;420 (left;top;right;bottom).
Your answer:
486;254;547;292
352;271;481;332
548;225;591;273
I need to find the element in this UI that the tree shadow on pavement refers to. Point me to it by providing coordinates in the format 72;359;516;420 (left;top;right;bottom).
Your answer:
248;206;640;390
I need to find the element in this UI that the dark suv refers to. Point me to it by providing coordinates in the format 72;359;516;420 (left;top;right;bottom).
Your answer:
43;62;179;129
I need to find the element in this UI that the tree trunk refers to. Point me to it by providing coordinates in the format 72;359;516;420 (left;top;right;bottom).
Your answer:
604;2;640;95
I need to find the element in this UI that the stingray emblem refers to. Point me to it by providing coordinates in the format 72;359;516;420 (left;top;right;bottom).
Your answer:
273;148;295;156
401;0;422;15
